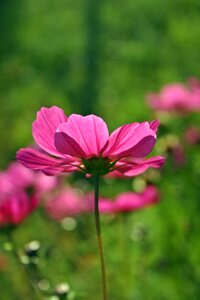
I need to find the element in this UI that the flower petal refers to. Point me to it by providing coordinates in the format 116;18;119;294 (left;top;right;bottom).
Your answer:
127;136;156;158
98;186;160;214
103;122;156;158
55;128;87;157
109;156;165;177
0;192;39;225
114;185;160;212
128;156;166;167
99;199;115;214
83;193;113;214
32;106;68;156
149;120;160;132
147;84;198;112
7;162;35;190
16;147;76;175
45;189;84;220
55;114;109;158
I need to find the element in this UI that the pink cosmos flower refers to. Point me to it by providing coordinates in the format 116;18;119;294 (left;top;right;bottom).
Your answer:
0;162;57;195
171;144;186;167
147;80;200;113
45;185;159;220
188;77;200;93
17;106;165;177
184;126;200;145
98;185;160;214
45;188;86;221
0;193;38;226
0;162;58;227
45;188;111;221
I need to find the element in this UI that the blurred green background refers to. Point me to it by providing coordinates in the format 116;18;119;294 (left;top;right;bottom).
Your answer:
0;0;200;299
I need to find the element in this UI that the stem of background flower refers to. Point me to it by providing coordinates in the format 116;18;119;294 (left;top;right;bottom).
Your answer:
7;230;42;300
94;174;108;300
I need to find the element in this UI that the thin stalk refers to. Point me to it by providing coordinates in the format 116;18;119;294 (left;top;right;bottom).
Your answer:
94;174;108;300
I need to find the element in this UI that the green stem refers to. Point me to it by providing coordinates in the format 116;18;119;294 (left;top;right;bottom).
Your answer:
94;174;108;300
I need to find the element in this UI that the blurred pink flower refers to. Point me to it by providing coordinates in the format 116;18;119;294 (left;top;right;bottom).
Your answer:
171;145;186;167
147;79;200;113
44;185;160;220
0;162;58;227
45;188;86;220
184;126;200;145
98;185;160;214
188;77;200;93
17;106;165;177
0;193;38;226
0;162;57;195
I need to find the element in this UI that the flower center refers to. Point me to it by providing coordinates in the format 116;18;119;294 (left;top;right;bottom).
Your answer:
82;157;116;175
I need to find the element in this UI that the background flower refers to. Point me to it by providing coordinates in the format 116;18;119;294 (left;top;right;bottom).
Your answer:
0;162;58;226
98;185;160;214
147;79;200;113
45;188;86;221
0;192;38;226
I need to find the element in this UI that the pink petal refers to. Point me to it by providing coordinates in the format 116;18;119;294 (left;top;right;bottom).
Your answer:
97;186;160;214
32;106;68;156
55;129;87;157
109;156;165;177
0;173;14;194
45;189;85;220
99;199;115;214
147;93;163;110
34;173;58;193
16;147;76;175
128;156;166;167
55;114;109;158
83;193;113;214
7;162;35;190
11;193;29;223
184;126;200;145
147;83;200;112
114;185;160;212
1;196;19;224
103;122;156;158
108;165;149;177
188;77;200;91
149;120;160;132
126;136;156;158
0;192;35;225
